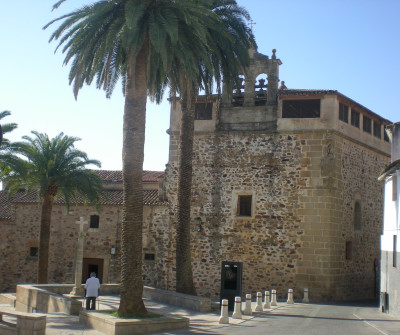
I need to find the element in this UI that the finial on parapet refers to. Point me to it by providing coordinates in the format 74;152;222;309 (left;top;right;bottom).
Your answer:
272;49;277;59
279;81;287;89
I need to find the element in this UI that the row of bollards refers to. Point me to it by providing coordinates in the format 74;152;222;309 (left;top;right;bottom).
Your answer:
219;288;310;324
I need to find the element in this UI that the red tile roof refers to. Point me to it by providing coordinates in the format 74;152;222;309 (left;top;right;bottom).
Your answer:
93;170;164;183
0;170;167;219
7;189;166;207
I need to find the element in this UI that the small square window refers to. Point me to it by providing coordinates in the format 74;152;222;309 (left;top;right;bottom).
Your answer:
90;215;99;229
237;195;252;217
144;253;155;261
351;109;360;128
195;103;213;120
339;103;349;123
30;247;38;257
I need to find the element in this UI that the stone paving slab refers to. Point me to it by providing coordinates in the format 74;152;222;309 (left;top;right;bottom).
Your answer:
14;296;400;335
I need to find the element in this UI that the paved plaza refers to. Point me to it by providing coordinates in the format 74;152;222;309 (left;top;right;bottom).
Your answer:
5;295;395;335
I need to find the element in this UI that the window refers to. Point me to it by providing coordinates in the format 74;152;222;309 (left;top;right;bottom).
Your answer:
394;235;397;268
393;175;397;202
373;121;381;138
237;195;252;217
195;103;213;120
351;109;360;128
345;241;353;260
90;215;100;229
144;253;155;261
354;201;362;231
339;103;349;123
363;115;372;134
384;128;390;142
282;99;320;118
30;247;38;257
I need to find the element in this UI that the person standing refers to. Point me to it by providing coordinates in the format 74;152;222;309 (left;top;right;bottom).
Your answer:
85;272;100;310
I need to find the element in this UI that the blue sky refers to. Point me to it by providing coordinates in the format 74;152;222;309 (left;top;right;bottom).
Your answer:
1;0;399;171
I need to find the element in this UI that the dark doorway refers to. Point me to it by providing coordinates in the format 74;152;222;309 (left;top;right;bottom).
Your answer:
82;258;104;283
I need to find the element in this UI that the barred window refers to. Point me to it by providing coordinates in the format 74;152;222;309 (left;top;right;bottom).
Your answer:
339;103;349;123
363;115;372;134
282;99;320;118
351;109;360;128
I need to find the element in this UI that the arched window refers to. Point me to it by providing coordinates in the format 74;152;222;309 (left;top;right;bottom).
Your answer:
354;201;362;231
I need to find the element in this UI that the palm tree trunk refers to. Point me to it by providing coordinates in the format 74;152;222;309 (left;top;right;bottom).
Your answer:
176;92;197;295
118;47;147;315
37;192;54;284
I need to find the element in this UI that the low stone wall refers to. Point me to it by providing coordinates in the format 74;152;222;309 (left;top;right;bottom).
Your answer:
0;305;46;335
16;285;82;315
15;284;211;315
80;310;189;335
143;286;211;313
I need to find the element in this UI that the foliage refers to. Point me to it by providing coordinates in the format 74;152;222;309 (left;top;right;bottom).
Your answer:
4;131;104;210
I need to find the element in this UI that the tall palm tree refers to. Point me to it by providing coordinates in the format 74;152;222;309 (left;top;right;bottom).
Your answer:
3;132;104;284
44;0;252;314
171;0;255;294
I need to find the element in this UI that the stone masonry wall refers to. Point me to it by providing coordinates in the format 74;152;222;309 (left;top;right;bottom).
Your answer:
0;202;169;293
166;129;389;301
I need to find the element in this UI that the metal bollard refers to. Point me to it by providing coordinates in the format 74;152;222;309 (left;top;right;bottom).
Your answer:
219;299;229;324
263;291;271;309
255;292;263;311
302;288;309;303
271;289;277;306
287;288;294;304
243;293;253;315
232;296;242;319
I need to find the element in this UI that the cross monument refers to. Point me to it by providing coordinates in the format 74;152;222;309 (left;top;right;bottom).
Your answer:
69;216;88;297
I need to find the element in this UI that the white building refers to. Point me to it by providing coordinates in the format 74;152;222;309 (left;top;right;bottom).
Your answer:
380;122;400;315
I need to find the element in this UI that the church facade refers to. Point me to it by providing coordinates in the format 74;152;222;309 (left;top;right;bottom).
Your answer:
0;49;392;302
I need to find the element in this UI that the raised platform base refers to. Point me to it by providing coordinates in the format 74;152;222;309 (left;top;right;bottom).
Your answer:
80;310;189;335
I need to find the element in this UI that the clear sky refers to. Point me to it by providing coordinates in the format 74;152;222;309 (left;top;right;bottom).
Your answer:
1;0;399;171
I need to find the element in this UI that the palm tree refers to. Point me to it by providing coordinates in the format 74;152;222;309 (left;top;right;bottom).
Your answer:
0;111;18;149
3;132;104;284
171;0;255;294
44;0;253;315
0;111;19;174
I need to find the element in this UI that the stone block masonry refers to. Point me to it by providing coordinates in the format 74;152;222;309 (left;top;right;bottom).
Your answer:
166;128;389;302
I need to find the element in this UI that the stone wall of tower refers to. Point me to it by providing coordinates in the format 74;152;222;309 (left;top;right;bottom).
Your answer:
165;129;389;301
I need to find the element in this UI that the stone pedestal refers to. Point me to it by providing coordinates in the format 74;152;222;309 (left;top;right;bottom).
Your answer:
271;290;277;306
232;297;242;319
219;299;229;324
302;288;310;303
243;294;252;315
255;292;263;311
287;288;294;304
264;291;271;309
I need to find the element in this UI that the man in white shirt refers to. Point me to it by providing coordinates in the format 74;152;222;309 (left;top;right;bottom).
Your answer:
84;272;101;310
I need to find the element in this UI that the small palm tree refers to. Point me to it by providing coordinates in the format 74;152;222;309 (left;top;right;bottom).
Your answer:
3;131;104;284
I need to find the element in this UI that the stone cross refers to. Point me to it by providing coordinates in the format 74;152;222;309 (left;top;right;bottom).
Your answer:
69;217;88;297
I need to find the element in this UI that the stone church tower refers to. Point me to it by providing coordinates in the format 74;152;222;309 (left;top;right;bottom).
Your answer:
166;48;391;301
